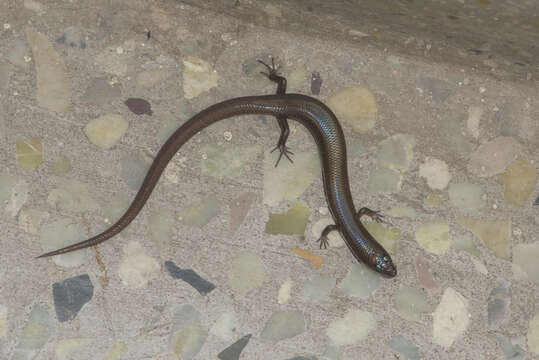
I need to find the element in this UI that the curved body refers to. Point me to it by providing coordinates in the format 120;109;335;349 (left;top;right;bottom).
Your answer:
38;94;396;277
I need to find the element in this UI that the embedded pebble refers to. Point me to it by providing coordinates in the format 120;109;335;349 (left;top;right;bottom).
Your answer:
287;66;308;90
26;27;71;112
470;257;488;275
49;155;71;175
118;242;160;288
448;183;485;211
265;202;309;235
366;166;402;193
457;217;511;259
103;342;128;360
164;260;216;295
217;334;252;360
416;75;453;104
300;274;336;302
0;60;12;92
56;26;86;48
40;219;87;267
55;338;93;360
528;312;539;355
424;192;444;208
0;304;7;338
467;136;521;177
438;110;472;156
7;39;31;68
125;98;153;115
394;285;432;322
260;310;305;343
326;309;376;346
170;304;208;360
47;178;99;212
415;221;451;255
149;208;174;247
496;335;526;360
415;255;439;291
182;56;219;99
120;151;153;190
15;305;52;353
229;192;255;232
0;172;17;207
227;252;267;296
201;143;261;179
377;134;416;172
52;274;94;322
453;233;480;256
338;263;381;299
263;151;320;206
293;248;323;269
321;346;341;360
84;114;128;149
102;193;130;224
23;0;45;12
487;281;510;327
419;157;451;190
83;77;121;105
4;178;28;217
136;69;170;88
386;336;421;360
513;241;539;284
432;287;470;348
467;105;483;138
327;87;377;133
278;279;293;304
501;158;537;206
177;195;221;228
16;137;43;170
210;311;238;341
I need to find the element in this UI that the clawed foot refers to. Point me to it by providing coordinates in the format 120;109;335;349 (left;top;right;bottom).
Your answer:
317;235;329;250
257;57;281;78
271;142;294;167
357;207;391;225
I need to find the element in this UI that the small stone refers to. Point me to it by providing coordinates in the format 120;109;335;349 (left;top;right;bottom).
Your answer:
40;219;87;267
125;98;153;115
217;334;252;360
265;202;310;235
366;166;402;193
453;233;480;257
0;304;7;338
419;157;451;190
487;281;510;327
83;77;121;105
263;151;320;206
394;285;432;322
377;134;416;172
513;242;539;284
47;178;99;213
467;105;483;138
52;275;94;322
7;39;31;68
16;137;43;170
16;305;52;351
502;158;537;206
49;155;71;175
278;279;293;304
448;183;485;211
164;260;216;295
432;287;470;348
424;192;444;208
118;242;160;288
202;143;261;179
528;312;539;355
496;336;526;360
23;0;45;12
94;47;128;76
260;310;305;343
210;311;238;341
182;56;219;99
300;274;335;302
457;217;511;259
292;248;323;269
338;263;382;299
170;305;208;360
415;255;439;291
326;309;376;346
327;87;377;133
386;336;421;360
120;151;153;190
468;136;521;177
415;221;451;255
227;252;267;296
56;26;86;48
104;342;128;360
229;193;255;232
178;195;221;228
84;114;128;149
148;208;174;247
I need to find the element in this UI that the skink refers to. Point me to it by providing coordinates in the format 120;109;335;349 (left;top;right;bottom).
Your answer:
38;61;397;278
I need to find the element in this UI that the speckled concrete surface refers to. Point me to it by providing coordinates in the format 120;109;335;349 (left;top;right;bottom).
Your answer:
1;1;538;359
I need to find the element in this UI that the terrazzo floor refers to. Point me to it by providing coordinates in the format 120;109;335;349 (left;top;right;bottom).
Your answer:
0;1;538;359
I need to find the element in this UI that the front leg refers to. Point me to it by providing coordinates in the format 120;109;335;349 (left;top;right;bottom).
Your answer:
356;207;389;224
258;58;294;167
317;224;338;249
